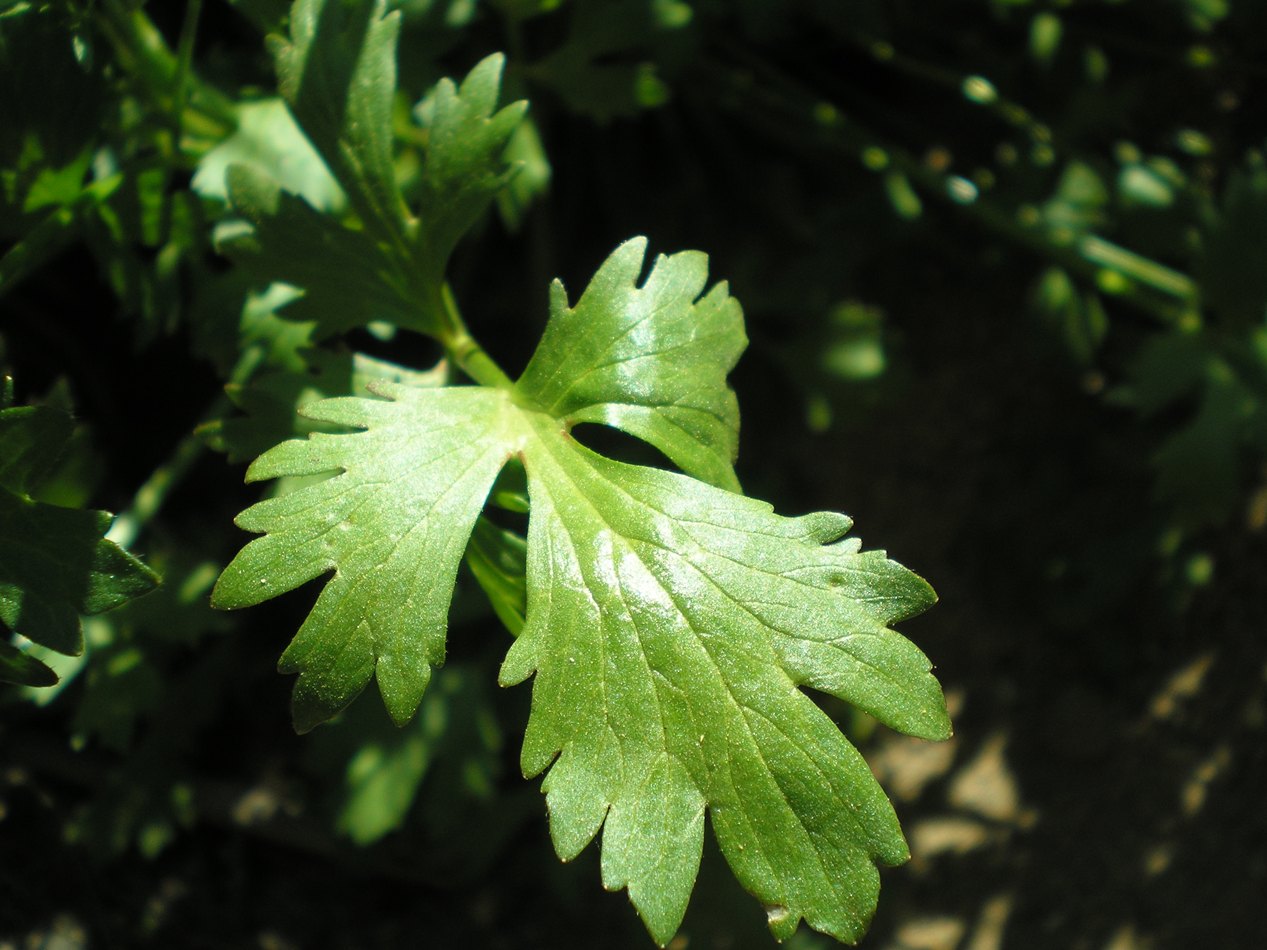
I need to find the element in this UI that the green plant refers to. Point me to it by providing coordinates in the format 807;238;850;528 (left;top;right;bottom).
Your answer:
2;0;949;945
14;0;1267;946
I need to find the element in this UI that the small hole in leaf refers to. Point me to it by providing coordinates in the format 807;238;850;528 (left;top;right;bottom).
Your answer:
569;423;679;473
343;326;444;371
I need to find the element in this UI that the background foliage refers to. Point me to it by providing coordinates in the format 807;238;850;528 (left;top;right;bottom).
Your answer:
2;0;1265;947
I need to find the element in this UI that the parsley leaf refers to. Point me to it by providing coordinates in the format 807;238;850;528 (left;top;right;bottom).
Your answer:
274;0;407;240
411;53;528;284
518;237;746;491
0;402;159;674
215;241;949;943
221;0;525;337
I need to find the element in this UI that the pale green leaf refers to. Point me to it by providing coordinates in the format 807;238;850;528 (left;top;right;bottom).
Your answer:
517;236;745;491
192;98;344;212
217;240;949;944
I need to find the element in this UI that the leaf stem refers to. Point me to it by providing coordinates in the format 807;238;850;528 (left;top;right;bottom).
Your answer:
172;0;204;154
701;52;1200;327
434;283;515;390
97;0;236;158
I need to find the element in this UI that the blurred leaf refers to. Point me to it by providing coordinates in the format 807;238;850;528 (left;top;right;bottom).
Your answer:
0;7;104;233
465;515;528;635
1031;267;1107;366
193;98;344;212
1179;0;1229;31
496;116;551;230
0;400;158;657
306;662;501;845
526;0;686;120
1029;12;1062;66
72;643;163;752
0;633;57;686
1128;333;1260;527
226;0;291;33
1152;363;1250;527
0;404;72;494
820;302;886;382
1118;163;1174;209
1043;162;1108;238
1199;158;1267;330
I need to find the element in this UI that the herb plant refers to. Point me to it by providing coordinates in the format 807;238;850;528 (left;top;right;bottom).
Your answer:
12;0;1263;946
3;0;950;945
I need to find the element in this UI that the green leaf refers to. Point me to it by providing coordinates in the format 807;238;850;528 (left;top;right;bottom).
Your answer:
0;401;159;657
526;0;684;120
0;634;57;687
1127;332;1256;527
208;346;447;463
218;163;419;337
214;385;516;731
0;404;72;494
1198;160;1267;330
216;240;948;943
0;492;160;654
517;236;745;491
412;53;527;281
274;0;408;238
304;660;501;845
193;98;344;213
465;515;528;635
220;48;524;337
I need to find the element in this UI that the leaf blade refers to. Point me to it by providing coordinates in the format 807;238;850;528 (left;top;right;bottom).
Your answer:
213;383;517;730
516;237;746;491
500;418;945;940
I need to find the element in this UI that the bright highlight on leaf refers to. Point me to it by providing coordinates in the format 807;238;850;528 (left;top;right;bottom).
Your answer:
215;240;950;944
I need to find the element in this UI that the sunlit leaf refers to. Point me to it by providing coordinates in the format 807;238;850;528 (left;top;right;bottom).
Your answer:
216;239;948;944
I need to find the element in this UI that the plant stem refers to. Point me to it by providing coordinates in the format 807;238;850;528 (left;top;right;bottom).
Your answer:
97;0;235;159
434;283;515;390
701;54;1201;327
106;348;263;551
105;412;209;550
172;0;204;155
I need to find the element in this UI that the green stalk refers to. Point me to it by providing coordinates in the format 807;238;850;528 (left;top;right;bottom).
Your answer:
701;55;1200;327
171;0;204;153
106;348;263;550
434;283;515;390
97;0;236;157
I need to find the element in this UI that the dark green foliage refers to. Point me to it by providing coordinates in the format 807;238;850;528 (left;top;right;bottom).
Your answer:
0;396;158;678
